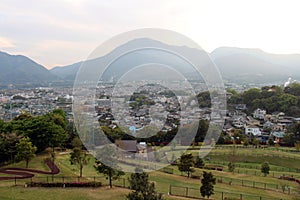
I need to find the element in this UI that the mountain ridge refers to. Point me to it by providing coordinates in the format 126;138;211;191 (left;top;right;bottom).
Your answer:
2;40;300;86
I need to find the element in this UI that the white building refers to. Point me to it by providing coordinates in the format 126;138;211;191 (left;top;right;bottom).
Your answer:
245;125;261;136
253;108;266;120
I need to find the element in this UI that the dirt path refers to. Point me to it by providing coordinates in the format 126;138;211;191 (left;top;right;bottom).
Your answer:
0;158;60;180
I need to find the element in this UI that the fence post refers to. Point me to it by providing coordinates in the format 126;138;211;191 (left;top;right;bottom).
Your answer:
240;194;242;200
62;176;65;183
169;185;172;195
14;176;17;186
186;187;188;197
221;192;223;200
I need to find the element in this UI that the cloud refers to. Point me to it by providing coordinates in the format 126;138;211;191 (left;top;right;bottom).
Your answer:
1;0;300;68
0;36;15;48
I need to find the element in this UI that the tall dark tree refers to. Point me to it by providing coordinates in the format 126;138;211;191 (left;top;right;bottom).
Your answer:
194;157;205;168
127;168;163;200
178;153;195;178
94;145;124;188
200;171;216;199
261;162;270;176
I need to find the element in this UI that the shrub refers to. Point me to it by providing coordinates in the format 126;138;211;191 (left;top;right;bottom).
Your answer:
27;181;102;187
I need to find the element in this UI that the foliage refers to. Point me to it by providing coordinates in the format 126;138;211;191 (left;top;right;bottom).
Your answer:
200;171;216;199
226;85;300;116
261;162;270;176
177;153;195;177
4;109;69;152
127;168;163;200
197;91;211;108
228;162;235;173
295;141;300;151
94;145;124;188
71;137;83;148
27;181;102;187
70;147;90;177
268;137;275;146
15;137;37;168
0;132;22;163
194;157;205;168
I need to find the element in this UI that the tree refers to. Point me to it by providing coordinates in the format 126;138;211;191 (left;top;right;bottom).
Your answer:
228;162;235;173
0;132;22;163
94;145;124;188
268;137;275;146
127;168;163;200
70;147;90;177
71;137;83;148
200;171;216;199
15;137;37;168
295;141;300;151
195;157;205;168
178;153;195;177
261;162;270;176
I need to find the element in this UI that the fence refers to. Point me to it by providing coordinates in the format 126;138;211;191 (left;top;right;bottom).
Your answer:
208;152;300;161
206;160;300;174
0;175;106;187
214;145;300;154
157;168;299;195
169;185;286;200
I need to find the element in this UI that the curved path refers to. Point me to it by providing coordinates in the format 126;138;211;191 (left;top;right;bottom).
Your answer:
0;159;60;180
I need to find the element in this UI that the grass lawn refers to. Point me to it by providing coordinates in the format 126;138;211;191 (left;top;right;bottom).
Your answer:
0;146;299;200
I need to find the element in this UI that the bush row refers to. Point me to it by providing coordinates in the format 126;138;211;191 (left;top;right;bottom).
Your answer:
27;181;102;187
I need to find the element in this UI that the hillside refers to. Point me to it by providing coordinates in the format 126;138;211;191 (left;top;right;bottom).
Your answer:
0;51;59;86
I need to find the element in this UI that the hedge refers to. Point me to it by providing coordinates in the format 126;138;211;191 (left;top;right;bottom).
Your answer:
27;181;102;187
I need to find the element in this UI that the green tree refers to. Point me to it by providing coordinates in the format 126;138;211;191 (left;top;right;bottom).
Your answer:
200;171;216;199
195;157;205;168
228;162;235;173
178;153;195;177
0;132;21;163
70;147;90;177
268;137;275;146
15;137;37;168
295;141;300;151
242;88;261;106
94;145;124;188
261;162;270;176
127;168;163;200
71;137;83;148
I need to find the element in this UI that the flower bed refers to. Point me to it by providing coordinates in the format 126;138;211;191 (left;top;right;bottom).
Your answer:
27;181;102;187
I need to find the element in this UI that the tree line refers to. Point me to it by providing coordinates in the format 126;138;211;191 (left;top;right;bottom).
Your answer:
0;109;70;165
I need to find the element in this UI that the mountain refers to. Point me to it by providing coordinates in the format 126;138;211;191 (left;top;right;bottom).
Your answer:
52;38;208;83
211;47;300;84
51;44;300;86
2;41;300;87
0;51;59;86
50;61;82;81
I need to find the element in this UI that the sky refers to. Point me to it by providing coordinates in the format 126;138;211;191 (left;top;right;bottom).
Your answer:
1;0;300;69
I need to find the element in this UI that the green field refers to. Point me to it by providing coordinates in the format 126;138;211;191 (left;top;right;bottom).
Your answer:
0;146;299;200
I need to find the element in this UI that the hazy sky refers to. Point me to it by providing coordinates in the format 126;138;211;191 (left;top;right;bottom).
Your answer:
1;0;300;69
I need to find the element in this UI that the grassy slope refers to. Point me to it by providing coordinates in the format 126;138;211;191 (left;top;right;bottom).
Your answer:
0;147;299;200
